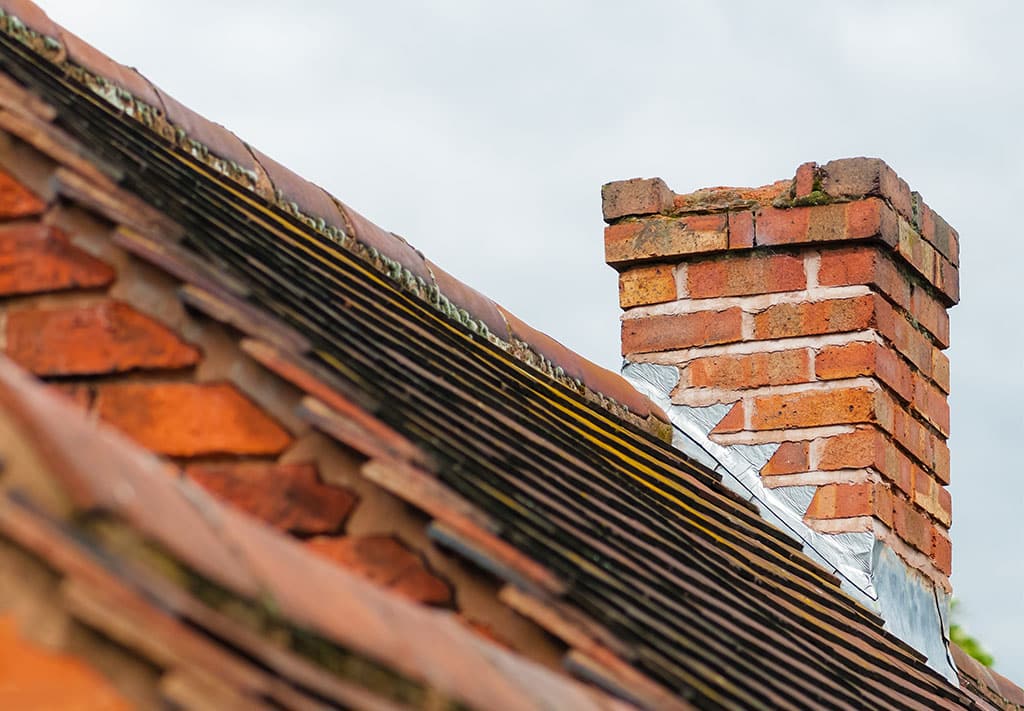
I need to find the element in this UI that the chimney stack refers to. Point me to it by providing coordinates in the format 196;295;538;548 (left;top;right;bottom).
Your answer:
604;158;958;601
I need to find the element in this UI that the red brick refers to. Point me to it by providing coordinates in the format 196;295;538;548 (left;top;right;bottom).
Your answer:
0;224;114;296
728;210;754;249
0;168;45;218
754;205;809;246
621;308;743;354
934;254;959;305
937;486;953;527
911;373;950;435
750;386;878;430
605;215;727;266
932;350;951;394
910;286;950;348
874;483;894;527
818;245;950;347
753;295;875;340
820;158;913;222
895;218;937;287
305;535;452;606
6;301;200;376
688;349;809;389
804;482;873;520
933;439;951;485
814;341;913;403
687;253;805;299
891;408;935;472
94;382;293;457
709;400;744;435
618;264;677;308
761;441;810;476
186;461;357;535
794;161;816;197
818;428;881;471
872;297;937;379
931;527;952;576
601;177;674;221
892;496;931;553
756;199;893;248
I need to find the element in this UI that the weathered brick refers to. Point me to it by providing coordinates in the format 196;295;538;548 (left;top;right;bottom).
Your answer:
936;486;952;527
915;195;959;266
872;296;938;379
911;373;950;436
709;400;744;435
750;386;879;430
892;496;931;553
932;350;951;394
305;535;452;606
814;341;913;403
622;308;743;354
761;441;810;476
754;205;809;246
910;286;950;348
605;215;727;266
896;217;937;288
820;158;913;222
818;245;910;309
934;253;959;305
728;210;754;249
186;461;357;535
0;168;45;218
755;199;894;248
689;349;809;390
753;295;875;340
619;264;677;308
6;301;200;376
933;439;951;485
687;252;805;299
818;245;950;348
818;428;881;471
874;482;895;527
94;382;293;457
931;527;952;576
794;161;817;198
891;408;936;473
0;224;114;296
804;482;873;520
601;177;674;221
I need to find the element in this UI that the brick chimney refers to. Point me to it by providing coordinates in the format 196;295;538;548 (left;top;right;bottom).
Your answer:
604;158;959;668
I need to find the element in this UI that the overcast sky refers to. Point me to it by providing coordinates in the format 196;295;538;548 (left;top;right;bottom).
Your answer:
38;0;1024;678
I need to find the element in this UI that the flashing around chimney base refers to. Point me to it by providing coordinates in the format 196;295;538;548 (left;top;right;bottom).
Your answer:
622;361;957;683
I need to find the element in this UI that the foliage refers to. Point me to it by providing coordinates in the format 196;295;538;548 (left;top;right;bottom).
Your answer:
949;599;995;667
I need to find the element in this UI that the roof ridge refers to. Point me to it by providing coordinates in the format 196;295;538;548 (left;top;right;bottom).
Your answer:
0;1;669;438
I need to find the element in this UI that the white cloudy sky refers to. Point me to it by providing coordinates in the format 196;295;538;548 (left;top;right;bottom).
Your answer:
38;0;1024;678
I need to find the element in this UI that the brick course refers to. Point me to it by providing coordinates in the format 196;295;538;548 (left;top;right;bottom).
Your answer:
608;158;959;580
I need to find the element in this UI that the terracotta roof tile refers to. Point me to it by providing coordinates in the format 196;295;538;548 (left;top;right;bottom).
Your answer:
0;223;114;296
6;300;201;376
0;614;132;711
185;461;357;536
305;534;453;606
0;5;1015;708
0;165;43;216
93;382;293;458
0;355;625;710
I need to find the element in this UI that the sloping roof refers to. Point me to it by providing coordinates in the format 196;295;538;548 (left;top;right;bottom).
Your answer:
0;2;1018;709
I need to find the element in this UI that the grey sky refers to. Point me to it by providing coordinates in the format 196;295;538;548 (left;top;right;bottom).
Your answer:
39;0;1024;677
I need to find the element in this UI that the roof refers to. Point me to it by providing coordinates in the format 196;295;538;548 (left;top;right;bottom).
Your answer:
0;1;1018;709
